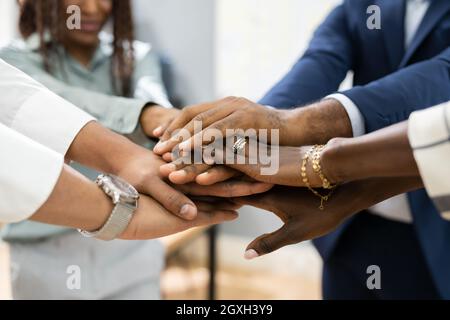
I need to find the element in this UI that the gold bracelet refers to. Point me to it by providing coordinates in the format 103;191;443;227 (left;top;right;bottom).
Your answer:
301;146;335;210
311;145;337;190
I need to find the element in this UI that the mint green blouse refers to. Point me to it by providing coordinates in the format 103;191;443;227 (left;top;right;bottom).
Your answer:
0;33;172;242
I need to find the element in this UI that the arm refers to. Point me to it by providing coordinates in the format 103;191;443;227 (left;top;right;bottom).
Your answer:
160;120;414;188
321;121;420;183
0;59;270;221
341;47;450;133
235;177;423;259
31;164;239;240
0;46;176;136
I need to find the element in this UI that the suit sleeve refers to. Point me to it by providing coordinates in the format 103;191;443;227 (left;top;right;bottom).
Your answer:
260;4;354;108
342;47;450;133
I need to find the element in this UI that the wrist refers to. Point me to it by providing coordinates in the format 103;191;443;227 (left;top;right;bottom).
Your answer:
284;100;353;146
321;137;350;185
86;183;114;232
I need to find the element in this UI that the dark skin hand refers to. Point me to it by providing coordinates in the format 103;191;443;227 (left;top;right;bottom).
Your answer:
160;139;324;187
235;177;423;259
153;97;292;155
154;97;352;185
140;105;181;139
67;122;273;221
153;97;351;155
160;121;420;188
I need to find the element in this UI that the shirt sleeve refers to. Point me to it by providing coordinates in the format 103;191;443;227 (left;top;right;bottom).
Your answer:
132;43;173;109
0;48;146;135
0;59;95;155
325;93;366;137
0;123;64;223
408;101;450;220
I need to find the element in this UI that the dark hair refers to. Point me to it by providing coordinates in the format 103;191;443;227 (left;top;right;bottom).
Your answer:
18;0;135;96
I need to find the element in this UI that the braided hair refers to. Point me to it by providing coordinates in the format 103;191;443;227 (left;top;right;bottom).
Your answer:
18;0;135;96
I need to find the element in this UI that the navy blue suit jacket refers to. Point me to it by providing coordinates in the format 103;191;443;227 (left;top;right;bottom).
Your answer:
260;0;450;298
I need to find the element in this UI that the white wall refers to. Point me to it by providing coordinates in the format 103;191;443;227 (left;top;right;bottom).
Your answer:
216;0;341;100
133;0;216;105
0;0;19;47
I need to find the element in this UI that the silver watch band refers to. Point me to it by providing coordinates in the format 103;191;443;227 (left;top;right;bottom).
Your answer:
79;202;135;241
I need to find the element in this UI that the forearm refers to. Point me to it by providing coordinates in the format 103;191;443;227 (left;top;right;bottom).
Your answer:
321;121;420;184
282;99;353;146
66;121;148;176
30;165;111;231
337;177;423;217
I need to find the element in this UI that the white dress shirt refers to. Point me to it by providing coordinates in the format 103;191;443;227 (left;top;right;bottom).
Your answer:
0;59;94;222
328;0;431;223
0;124;63;223
409;101;450;220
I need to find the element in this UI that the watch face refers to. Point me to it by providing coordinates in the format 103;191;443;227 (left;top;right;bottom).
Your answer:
100;174;139;203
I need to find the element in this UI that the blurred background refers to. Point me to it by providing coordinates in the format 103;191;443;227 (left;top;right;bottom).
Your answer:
0;0;346;300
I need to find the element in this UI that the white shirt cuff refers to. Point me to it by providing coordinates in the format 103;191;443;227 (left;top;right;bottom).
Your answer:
11;90;95;155
325;93;366;137
134;77;173;109
0;124;64;223
408;102;450;220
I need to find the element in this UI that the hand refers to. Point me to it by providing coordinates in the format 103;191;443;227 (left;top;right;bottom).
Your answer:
153;97;288;155
120;194;240;240
117;148;273;217
234;177;422;259
234;186;352;259
173;179;274;197
160;138;324;187
140;105;180;138
115;149;200;220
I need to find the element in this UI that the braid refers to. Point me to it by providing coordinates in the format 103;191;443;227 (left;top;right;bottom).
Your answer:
111;0;135;96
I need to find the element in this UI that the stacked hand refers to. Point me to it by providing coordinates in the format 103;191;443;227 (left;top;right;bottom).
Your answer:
109;106;274;239
149;97;423;258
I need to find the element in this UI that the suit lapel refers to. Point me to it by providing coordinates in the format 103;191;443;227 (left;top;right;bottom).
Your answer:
378;0;406;70
400;0;450;67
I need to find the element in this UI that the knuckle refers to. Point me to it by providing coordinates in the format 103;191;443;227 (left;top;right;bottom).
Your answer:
166;192;182;207
258;237;272;254
184;165;199;175
193;114;205;123
236;97;250;105
212;122;226;132
180;107;193;119
223;96;238;102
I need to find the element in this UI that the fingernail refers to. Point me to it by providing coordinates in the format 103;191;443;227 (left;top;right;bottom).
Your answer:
153;126;163;136
170;170;188;182
179;141;190;151
160;163;177;173
180;204;197;219
198;172;209;178
244;249;259;260
154;141;167;153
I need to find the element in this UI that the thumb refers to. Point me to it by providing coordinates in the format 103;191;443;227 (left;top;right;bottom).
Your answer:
244;224;293;259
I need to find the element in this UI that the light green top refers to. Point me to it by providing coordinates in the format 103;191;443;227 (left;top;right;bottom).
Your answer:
0;32;172;242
